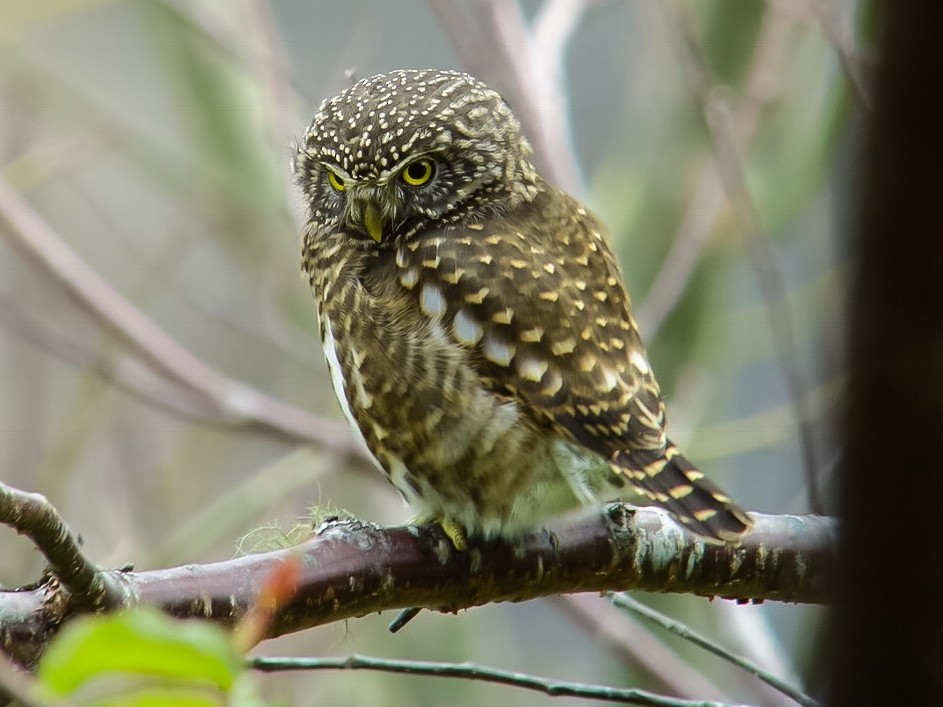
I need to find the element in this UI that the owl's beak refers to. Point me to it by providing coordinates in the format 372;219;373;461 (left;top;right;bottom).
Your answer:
363;203;384;243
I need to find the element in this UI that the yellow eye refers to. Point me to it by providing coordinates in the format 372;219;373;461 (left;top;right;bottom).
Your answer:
327;170;346;192
401;158;435;187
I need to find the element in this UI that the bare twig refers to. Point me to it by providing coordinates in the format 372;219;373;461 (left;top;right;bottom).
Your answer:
554;595;731;702
0;293;230;423
714;601;803;707
427;0;597;192
0;482;127;612
658;0;823;514
808;0;871;111
0;175;364;459
0;503;836;668
637;4;794;338
609;594;820;707
250;654;757;707
245;0;299;137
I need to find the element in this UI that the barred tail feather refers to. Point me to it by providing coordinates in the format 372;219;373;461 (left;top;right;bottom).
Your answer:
613;442;753;543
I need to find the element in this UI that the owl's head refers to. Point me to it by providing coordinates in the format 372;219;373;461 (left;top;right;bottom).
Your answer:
294;69;539;246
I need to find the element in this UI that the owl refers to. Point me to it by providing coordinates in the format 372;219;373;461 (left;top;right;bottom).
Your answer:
294;69;751;544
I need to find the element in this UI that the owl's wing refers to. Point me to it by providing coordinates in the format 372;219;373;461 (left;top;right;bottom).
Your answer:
396;186;751;540
399;186;665;458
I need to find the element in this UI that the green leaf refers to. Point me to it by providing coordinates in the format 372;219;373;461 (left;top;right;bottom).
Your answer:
37;607;241;696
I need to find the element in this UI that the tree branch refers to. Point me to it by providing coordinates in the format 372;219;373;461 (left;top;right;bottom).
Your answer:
1;488;834;668
609;593;819;707
0;483;128;613
0;175;361;458
250;654;753;707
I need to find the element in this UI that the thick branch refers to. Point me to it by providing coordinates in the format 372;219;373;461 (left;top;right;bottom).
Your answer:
1;504;834;668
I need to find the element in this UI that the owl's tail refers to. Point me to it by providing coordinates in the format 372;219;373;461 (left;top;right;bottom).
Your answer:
613;442;752;543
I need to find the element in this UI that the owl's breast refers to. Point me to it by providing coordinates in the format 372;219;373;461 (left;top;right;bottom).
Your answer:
313;256;589;536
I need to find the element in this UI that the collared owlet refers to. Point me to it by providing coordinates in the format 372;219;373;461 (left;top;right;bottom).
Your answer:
294;69;752;543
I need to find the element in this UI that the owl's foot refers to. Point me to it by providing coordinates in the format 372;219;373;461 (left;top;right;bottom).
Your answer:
409;514;469;551
436;518;469;552
390;517;469;633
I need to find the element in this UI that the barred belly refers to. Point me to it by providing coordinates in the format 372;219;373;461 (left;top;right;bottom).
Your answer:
320;310;601;538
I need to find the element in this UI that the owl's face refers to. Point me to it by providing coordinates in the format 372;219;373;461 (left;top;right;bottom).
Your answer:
294;69;539;246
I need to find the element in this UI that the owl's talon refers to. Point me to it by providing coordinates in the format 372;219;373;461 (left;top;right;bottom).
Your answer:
437;519;468;551
411;515;469;551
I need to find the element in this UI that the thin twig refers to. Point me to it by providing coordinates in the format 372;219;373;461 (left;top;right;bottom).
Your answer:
0;175;364;459
245;0;300;144
658;0;823;514
714;601;804;707
553;595;731;701
609;594;820;707
808;0;871;111
0;482;127;612
0;293;227;423
249;654;756;707
637;4;794;338
428;0;593;193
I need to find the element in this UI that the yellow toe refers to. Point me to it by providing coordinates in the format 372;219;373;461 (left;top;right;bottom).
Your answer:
411;514;468;551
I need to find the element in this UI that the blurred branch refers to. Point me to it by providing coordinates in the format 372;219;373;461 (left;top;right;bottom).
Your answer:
610;593;819;707
553;595;732;702
250;654;752;707
427;0;599;192
0;293;229;423
0;482;128;612
809;0;871;111
658;0;823;514
692;377;842;462
1;489;835;668
637;3;794;338
0;176;365;461
713;601;804;707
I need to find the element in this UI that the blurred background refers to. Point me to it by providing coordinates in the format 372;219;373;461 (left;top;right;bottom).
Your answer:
0;0;866;704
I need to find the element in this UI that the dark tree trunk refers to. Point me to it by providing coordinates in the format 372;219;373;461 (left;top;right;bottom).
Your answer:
830;2;943;704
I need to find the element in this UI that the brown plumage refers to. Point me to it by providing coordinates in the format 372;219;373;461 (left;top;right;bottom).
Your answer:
294;69;752;542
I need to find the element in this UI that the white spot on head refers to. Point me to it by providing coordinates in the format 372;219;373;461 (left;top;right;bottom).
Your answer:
452;308;483;346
